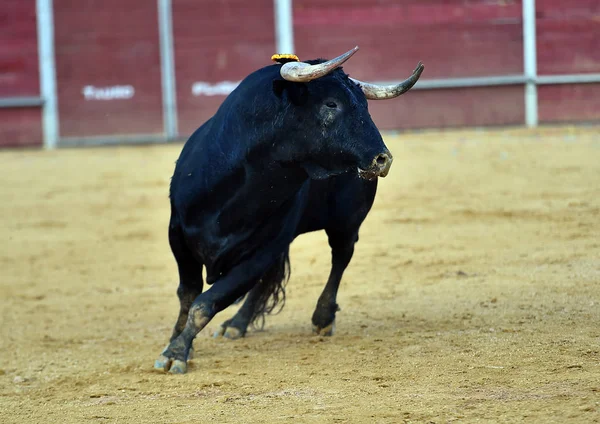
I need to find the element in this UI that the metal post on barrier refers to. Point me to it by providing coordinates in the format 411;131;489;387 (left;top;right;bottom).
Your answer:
274;0;295;54
36;0;59;149
158;0;178;140
522;0;538;128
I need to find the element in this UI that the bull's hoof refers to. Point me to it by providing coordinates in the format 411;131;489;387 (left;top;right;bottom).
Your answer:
213;320;246;340
154;351;190;374
168;360;188;374
154;356;189;374
312;320;335;337
224;326;243;339
153;355;173;372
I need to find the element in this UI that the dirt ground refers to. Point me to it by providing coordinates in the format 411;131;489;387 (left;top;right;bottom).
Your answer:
1;126;599;423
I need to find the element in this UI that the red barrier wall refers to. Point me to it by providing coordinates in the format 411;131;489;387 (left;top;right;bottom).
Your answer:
2;1;600;147
293;0;525;129
53;0;163;138
536;0;600;124
0;0;42;147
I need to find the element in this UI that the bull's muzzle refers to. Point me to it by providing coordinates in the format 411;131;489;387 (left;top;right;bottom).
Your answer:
358;152;393;180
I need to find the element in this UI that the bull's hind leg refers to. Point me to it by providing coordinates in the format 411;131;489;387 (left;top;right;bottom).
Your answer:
213;284;265;339
214;251;289;339
311;230;358;336
154;215;203;371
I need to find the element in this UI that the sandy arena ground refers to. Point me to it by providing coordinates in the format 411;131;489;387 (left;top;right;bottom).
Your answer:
1;126;599;423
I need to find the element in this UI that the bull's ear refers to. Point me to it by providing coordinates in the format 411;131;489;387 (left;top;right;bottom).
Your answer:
272;79;308;105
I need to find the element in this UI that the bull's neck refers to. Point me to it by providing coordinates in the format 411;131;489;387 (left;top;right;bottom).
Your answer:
224;129;311;214
216;157;308;237
246;158;309;203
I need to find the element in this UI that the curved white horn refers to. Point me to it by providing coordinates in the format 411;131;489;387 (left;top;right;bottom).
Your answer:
280;46;359;82
350;62;424;100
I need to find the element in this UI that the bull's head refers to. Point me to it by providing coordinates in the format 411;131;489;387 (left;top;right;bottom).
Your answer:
272;46;424;180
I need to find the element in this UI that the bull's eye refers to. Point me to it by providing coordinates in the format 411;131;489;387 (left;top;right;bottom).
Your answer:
326;101;337;109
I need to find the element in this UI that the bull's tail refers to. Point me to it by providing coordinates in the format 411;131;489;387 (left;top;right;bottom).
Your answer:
249;249;291;330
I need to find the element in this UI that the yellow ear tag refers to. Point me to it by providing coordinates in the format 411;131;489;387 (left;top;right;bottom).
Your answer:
271;54;300;64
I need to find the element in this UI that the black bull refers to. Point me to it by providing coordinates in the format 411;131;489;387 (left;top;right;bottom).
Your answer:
154;47;424;373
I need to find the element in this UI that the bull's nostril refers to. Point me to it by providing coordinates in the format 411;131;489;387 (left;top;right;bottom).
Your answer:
376;154;387;166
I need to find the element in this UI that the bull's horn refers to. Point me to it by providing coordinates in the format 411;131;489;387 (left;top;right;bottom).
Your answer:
280;46;359;82
350;62;425;100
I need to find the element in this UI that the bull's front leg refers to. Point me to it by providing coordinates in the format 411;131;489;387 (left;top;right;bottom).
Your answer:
154;295;215;374
311;231;357;336
153;253;280;374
